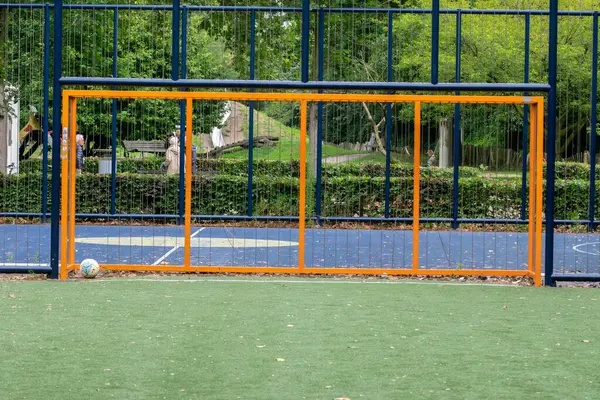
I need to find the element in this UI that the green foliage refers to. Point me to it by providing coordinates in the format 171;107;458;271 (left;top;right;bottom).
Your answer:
3;169;598;221
0;174;47;212
547;161;591;181
20;158;480;179
21;157;600;184
322;163;480;179
71;173;299;217
3;0;600;155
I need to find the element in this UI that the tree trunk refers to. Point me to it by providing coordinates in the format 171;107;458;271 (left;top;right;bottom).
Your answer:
438;118;452;168
308;103;318;176
361;102;386;156
307;13;320;178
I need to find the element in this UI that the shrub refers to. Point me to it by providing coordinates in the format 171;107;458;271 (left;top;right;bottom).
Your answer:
19;158;479;179
1;172;596;221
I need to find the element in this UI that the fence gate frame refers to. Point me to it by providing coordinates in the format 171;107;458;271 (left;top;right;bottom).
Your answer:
60;90;544;285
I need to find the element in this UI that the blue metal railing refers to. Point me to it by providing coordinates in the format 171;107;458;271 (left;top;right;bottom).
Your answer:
0;1;584;283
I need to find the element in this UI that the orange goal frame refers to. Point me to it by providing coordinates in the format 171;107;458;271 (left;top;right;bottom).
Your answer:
60;90;544;286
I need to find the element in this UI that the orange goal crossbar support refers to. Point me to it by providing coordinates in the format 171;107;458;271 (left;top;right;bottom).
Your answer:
60;90;544;285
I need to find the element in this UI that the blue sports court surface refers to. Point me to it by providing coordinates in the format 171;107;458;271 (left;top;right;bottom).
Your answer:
0;224;597;274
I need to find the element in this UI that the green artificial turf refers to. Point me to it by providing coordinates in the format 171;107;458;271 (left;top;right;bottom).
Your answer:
1;278;599;399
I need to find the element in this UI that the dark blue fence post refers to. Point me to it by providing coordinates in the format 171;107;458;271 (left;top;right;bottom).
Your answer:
431;0;440;84
301;0;310;82
589;12;598;232
451;9;462;230
171;0;184;224
521;12;530;221
384;10;393;218
110;8;118;215
41;4;50;223
315;8;324;224
247;9;256;217
171;0;180;82
50;0;63;279
545;0;558;286
180;6;188;219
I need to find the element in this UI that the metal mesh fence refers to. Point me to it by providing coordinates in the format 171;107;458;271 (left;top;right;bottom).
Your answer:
0;1;597;283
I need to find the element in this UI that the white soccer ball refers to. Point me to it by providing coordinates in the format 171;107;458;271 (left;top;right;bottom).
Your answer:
80;259;100;278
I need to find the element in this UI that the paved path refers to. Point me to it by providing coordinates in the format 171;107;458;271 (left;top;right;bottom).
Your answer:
322;153;372;164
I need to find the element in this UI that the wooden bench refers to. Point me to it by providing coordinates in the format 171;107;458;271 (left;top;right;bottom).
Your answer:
122;140;166;157
204;136;279;158
92;148;113;157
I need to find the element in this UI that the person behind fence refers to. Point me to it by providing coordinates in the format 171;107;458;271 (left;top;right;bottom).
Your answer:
76;134;85;174
163;136;180;174
165;125;181;149
426;149;436;167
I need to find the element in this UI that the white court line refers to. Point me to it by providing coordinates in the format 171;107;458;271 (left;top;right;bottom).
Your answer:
90;277;521;288
152;227;205;265
0;263;49;267
572;241;600;256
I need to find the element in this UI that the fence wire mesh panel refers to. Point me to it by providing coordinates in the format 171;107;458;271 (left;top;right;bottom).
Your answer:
0;5;50;273
3;1;599;283
59;91;543;284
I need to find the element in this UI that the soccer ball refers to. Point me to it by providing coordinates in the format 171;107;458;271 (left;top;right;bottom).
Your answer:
80;259;100;278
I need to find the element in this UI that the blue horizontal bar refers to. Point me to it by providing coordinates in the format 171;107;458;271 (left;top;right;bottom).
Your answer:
554;219;597;224
0;4;597;16
322;217;414;223
64;4;170;10
321;8;598;16
0;3;46;8
0;267;52;274
74;214;299;222
60;77;551;92
0;211;596;226
0;212;48;218
192;215;298;221
551;274;600;282
71;213;298;222
457;218;526;224
186;6;302;12
0;3;170;10
75;213;177;219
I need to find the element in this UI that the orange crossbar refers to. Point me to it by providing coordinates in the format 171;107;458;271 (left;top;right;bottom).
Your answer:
65;263;535;278
60;90;545;285
63;90;542;105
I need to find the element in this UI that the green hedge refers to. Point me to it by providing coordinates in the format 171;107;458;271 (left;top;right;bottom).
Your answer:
545;161;595;181
19;157;600;181
19;158;479;179
20;158;165;174
72;173;299;216
320;176;523;218
1;172;597;220
0;174;48;213
322;163;480;178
